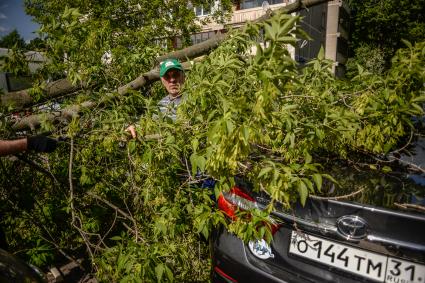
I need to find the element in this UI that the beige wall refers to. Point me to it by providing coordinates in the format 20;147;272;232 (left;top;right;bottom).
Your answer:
198;2;291;32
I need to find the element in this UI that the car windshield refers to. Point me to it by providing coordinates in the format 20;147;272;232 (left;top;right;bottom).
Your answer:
315;136;424;214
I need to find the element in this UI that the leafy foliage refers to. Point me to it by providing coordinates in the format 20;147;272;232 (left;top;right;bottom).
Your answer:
0;4;424;283
26;37;47;51
345;43;387;78
24;0;233;87
0;46;30;76
348;0;425;63
0;29;26;49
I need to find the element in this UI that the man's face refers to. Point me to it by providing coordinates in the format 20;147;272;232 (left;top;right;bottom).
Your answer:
160;69;185;98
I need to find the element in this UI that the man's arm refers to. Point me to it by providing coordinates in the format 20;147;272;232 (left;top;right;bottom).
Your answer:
0;136;58;157
0;139;28;156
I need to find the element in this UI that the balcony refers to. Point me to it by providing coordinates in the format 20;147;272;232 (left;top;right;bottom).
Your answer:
199;1;293;31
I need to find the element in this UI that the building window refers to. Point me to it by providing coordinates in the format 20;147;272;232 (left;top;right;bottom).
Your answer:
194;5;210;16
239;0;282;10
338;6;350;32
190;31;217;45
337;37;348;57
4;73;33;92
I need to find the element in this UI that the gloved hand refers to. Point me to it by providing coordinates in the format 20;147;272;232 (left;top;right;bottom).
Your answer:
27;135;58;153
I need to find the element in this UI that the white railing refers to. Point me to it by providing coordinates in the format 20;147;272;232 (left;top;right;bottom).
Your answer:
199;1;294;31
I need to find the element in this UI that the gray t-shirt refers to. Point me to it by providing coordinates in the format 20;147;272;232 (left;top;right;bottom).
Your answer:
157;94;182;121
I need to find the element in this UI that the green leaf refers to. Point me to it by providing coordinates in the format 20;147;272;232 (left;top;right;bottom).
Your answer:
258;167;272;178
242;125;250;142
190;153;198;176
303;178;314;192
304;152;312;164
297;181;308;206
226;119;235;134
165;265;174;282
192;138;199;152
382;166;392;173
279;16;298;36
128;140;136;153
155;263;165;282
401;39;412;48
411;103;424;114
317;46;325;60
322;174;338;184
197;155;206;172
312;174;322;192
412;95;425;103
277;36;297;45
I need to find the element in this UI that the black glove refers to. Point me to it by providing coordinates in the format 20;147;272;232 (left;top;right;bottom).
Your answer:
27;135;58;153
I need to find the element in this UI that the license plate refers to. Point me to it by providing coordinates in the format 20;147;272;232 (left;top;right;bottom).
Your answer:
289;231;425;283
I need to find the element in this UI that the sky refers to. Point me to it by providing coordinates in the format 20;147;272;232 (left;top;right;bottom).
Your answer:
0;0;40;42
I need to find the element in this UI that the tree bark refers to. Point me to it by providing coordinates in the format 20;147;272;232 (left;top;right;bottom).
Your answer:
1;79;81;110
12;101;95;131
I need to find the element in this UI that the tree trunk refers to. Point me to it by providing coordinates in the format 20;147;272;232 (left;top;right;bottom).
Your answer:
1;79;81;110
12;101;95;131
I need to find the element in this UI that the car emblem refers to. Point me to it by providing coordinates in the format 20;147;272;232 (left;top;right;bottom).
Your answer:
248;239;275;260
336;215;368;240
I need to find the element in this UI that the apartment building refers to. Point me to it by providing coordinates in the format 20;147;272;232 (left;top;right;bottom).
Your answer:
187;0;350;76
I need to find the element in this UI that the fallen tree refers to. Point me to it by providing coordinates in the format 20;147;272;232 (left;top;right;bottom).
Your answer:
4;0;329;131
3;0;423;282
11;60;195;130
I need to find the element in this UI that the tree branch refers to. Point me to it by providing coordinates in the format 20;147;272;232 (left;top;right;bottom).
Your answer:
11;100;95;130
1;79;82;110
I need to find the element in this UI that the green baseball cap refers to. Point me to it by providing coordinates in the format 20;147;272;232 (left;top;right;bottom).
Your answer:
159;59;183;78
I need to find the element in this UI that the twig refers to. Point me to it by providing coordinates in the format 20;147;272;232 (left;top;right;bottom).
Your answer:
15;154;63;191
310;187;364;200
69;138;76;225
39;234;85;271
183;157;194;182
259;182;273;199
6;198;85;271
68;138;96;262
340;94;353;109
403;161;425;174
394;203;425;212
253;143;273;152
187;177;209;185
87;192;134;222
123;199;139;243
122;222;138;237
95;210;117;251
390;129;414;154
237;161;248;170
183;156;194;204
387;155;425;174
281;95;315;99
127;146;136;167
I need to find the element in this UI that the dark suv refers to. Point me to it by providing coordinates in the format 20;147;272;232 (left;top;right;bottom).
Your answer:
211;137;425;282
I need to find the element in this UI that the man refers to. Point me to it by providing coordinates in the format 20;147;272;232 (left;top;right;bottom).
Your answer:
127;58;185;138
0;135;57;156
